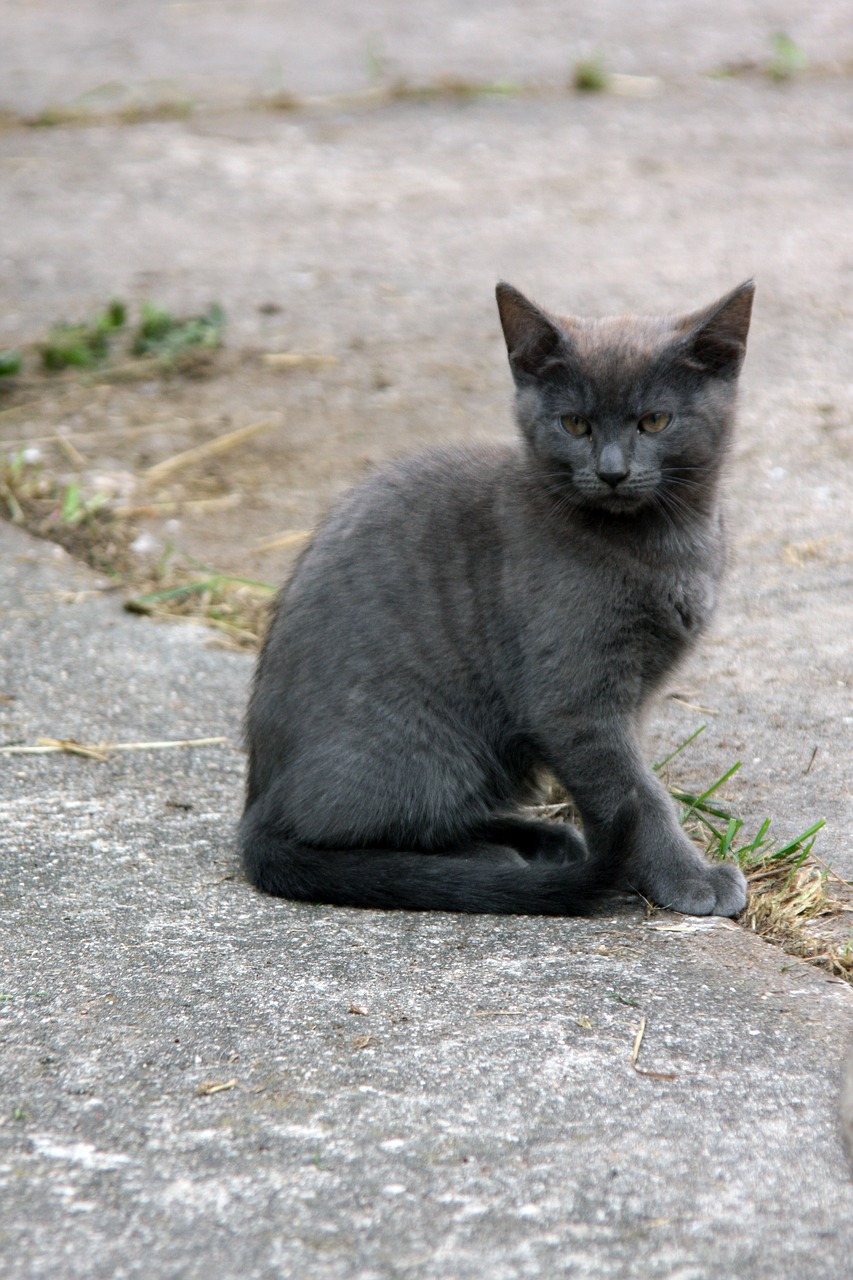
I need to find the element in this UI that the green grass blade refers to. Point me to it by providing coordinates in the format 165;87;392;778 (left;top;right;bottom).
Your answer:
60;481;81;523
126;578;217;608
768;819;826;861
653;724;706;772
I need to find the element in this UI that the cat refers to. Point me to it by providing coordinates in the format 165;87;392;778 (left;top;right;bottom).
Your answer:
240;279;754;917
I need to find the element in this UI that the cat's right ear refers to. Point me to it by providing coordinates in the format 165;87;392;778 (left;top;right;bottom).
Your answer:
496;283;569;380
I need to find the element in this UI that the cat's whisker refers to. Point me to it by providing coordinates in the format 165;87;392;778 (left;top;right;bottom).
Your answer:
663;475;706;494
649;493;684;546
654;493;694;533
661;488;708;525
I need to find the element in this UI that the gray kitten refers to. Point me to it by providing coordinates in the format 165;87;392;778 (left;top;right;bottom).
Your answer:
241;280;754;916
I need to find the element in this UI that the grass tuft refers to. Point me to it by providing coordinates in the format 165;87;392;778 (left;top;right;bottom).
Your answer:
766;32;809;82
0;350;22;378
0;453;130;574
131;302;225;372
1;448;274;637
572;58;609;93
124;553;275;649
40;300;126;371
533;730;850;981
658;731;850;981
30;299;224;377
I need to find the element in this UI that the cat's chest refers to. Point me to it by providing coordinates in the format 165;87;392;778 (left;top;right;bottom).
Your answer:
594;517;723;638
521;539;719;661
580;556;718;702
642;564;717;640
512;546;718;719
551;538;720;665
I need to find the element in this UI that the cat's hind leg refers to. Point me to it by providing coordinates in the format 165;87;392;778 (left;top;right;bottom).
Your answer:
473;815;587;865
239;795;638;915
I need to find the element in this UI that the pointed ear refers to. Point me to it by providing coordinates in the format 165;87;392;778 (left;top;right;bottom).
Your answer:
679;280;755;378
495;282;569;379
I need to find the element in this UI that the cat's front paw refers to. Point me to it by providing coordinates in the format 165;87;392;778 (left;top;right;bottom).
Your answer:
647;859;747;917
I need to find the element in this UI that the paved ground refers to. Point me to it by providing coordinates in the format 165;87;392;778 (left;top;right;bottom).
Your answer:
2;4;853;1276
2;0;852;115
1;521;852;1277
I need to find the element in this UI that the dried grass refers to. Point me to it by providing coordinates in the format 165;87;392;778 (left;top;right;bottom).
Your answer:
143;418;278;484
665;738;851;982
124;569;276;649
0;453;133;575
532;733;852;985
1;453;279;645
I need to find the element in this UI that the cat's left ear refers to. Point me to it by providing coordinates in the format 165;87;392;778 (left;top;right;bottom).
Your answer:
678;280;755;379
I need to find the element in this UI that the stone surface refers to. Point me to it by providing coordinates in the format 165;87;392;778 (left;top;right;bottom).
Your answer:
1;5;853;1275
1;518;852;1279
2;1;851;116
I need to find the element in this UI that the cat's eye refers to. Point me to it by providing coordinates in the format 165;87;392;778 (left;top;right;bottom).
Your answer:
560;413;591;437
638;411;672;434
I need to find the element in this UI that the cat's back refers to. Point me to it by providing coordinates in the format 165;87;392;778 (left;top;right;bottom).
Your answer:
286;441;519;592
257;442;524;684
322;441;517;534
246;441;534;788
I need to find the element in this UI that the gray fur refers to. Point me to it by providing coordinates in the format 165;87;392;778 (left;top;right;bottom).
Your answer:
241;281;754;915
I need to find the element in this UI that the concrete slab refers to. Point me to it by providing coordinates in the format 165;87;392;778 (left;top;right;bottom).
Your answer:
2;5;853;1273
1;520;852;1278
2;0;851;116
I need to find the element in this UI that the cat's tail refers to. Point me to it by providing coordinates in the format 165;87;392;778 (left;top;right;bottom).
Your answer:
239;794;638;915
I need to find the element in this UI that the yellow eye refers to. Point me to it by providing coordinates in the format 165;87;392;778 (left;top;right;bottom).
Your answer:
560;413;591;437
638;411;672;434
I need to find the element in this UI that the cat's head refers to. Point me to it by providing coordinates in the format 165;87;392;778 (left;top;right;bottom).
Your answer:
496;280;754;521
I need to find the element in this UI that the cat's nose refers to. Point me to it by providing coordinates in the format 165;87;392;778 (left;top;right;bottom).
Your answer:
597;444;629;489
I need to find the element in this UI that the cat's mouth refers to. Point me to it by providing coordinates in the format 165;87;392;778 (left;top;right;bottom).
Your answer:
587;486;648;514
